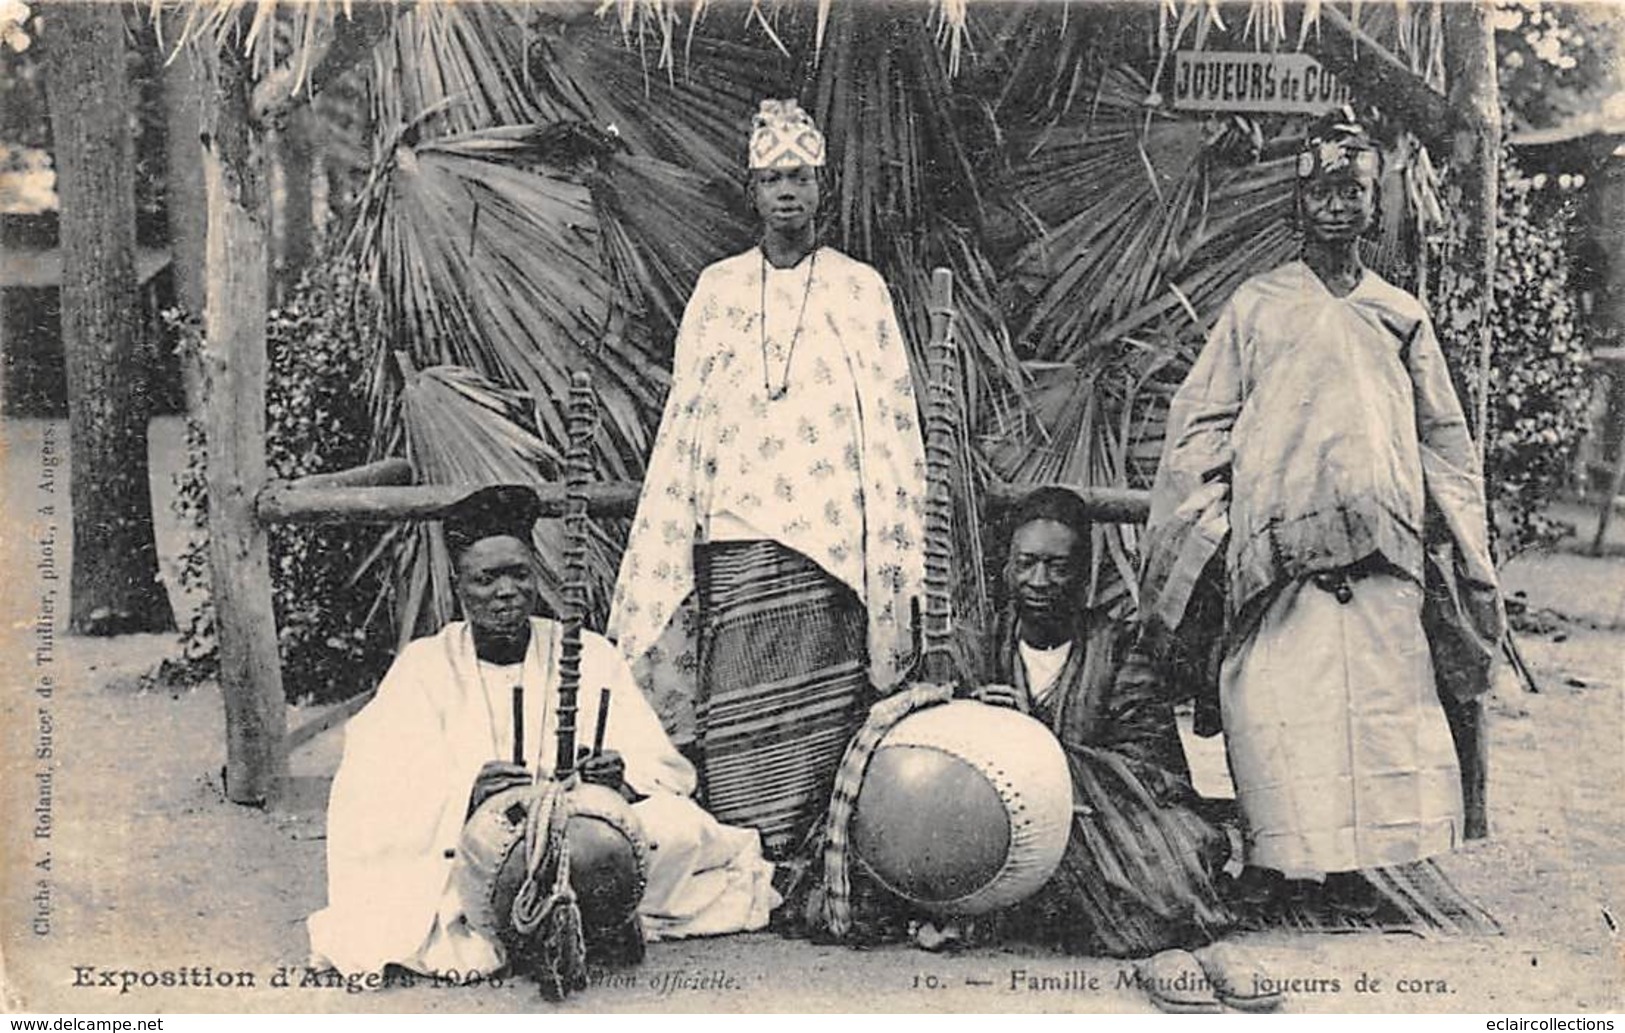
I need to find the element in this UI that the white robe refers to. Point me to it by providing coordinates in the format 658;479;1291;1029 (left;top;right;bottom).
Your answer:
607;246;926;741
307;619;779;977
1220;573;1464;874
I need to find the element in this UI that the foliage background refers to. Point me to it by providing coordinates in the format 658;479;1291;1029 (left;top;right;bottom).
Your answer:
169;251;392;702
15;0;1603;700
1463;146;1589;551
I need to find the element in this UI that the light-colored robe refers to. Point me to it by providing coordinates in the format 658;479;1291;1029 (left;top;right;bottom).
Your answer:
1145;260;1499;622
307;619;779;977
1139;261;1505;873
608;246;926;740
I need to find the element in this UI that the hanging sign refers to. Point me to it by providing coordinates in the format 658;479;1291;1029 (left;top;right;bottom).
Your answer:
1171;51;1353;114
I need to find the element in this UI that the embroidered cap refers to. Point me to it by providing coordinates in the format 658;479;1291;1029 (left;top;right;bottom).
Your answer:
441;484;543;558
749;98;826;170
1297;105;1379;179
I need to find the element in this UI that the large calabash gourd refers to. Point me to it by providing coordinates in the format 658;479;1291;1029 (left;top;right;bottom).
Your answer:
456;781;648;941
849;699;1072;916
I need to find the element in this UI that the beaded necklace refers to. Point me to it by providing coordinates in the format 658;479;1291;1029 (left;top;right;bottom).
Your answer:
759;247;818;401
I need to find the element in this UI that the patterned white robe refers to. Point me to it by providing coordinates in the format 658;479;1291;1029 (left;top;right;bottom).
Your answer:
608;246;926;741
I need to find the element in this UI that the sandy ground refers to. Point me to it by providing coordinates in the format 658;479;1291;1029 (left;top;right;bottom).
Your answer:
1;416;1621;1014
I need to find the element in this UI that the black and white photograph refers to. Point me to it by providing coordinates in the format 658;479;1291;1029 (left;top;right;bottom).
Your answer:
0;0;1621;1018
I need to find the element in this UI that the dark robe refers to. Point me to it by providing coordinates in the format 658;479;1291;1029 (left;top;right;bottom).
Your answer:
984;607;1233;957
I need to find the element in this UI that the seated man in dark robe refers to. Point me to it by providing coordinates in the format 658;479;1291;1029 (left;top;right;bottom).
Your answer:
972;487;1278;1013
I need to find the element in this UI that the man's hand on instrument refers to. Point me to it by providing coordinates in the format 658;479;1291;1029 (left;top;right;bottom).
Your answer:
467;760;531;819
971;683;1026;711
577;749;627;791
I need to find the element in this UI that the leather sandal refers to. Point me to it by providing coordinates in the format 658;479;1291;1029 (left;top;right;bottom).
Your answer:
1233;865;1284;907
1134;949;1223;1014
1195;942;1285;1012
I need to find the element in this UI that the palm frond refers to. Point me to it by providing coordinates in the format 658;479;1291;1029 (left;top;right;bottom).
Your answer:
150;0;380;86
809;3;988;259
528;9;785;182
593;0;975;77
978;3;1145;128
591;151;756;344
999;67;1209;356
371;3;544;140
351;123;668;476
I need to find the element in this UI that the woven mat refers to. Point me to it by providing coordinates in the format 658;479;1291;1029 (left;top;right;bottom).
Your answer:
1231;859;1502;937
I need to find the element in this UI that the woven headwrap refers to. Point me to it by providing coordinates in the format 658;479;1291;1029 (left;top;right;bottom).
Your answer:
442;484;542;560
749;98;826;170
1297;105;1379;180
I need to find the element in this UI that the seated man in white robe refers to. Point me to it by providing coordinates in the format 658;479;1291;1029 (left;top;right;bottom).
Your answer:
308;486;780;978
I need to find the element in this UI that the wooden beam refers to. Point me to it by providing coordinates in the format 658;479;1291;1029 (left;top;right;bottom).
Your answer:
985;482;1151;525
1444;1;1502;452
258;481;646;524
286;688;377;755
286;457;414;491
258;479;1154;527
1307;6;1460;151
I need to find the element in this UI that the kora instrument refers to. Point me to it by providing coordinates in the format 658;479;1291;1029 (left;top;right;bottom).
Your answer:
456;780;649;942
847;270;1072;918
450;373;647;995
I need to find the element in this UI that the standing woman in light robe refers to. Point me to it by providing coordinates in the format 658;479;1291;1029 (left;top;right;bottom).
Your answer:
1138;111;1504;914
608;100;925;864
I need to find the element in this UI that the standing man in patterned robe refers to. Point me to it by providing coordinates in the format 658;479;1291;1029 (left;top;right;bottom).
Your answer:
608;100;926;864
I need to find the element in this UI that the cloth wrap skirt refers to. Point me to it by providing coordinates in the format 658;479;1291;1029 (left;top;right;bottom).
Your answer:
694;540;870;861
1027;741;1232;957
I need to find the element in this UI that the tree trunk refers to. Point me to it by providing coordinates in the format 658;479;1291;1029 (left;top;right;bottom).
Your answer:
42;1;176;637
272;105;316;303
1444;0;1502;450
160;42;210;413
198;39;286;806
1443;0;1500;843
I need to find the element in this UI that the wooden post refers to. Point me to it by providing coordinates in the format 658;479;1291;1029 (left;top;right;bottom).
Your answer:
199;39;285;806
1440;2;1501;840
1444;0;1502;450
1591;349;1625;555
175;4;397;807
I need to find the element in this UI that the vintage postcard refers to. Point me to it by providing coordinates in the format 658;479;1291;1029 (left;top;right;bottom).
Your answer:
2;0;1622;1017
